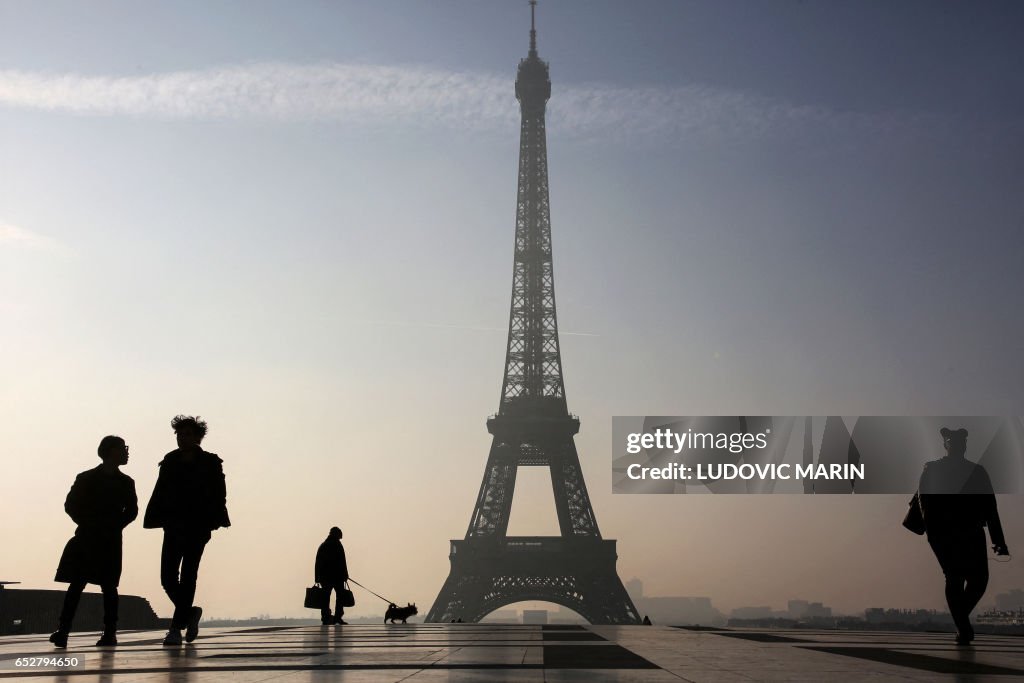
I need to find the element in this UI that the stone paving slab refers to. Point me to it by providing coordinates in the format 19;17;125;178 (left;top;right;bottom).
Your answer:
0;624;1021;681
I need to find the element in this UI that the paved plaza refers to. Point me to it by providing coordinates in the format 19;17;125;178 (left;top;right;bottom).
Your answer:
1;623;1023;681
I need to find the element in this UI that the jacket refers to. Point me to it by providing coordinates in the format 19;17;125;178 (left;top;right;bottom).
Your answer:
919;456;1006;546
315;538;348;585
144;447;231;531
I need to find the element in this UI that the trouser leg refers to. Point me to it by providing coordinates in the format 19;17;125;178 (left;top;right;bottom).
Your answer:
962;530;990;624
161;531;185;627
175;530;209;628
943;573;969;631
962;568;989;616
162;529;210;629
931;537;967;632
321;583;335;621
58;582;86;632
101;584;119;629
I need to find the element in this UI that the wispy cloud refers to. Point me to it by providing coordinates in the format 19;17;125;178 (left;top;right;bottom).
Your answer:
0;63;517;131
0;62;956;145
0;223;67;253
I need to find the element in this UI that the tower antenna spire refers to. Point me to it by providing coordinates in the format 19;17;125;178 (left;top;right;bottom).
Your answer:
529;0;538;57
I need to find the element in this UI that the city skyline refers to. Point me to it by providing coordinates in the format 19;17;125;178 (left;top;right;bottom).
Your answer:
2;1;1023;621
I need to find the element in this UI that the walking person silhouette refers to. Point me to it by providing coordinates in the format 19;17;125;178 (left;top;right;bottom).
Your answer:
918;427;1010;645
315;527;349;625
144;416;230;646
50;436;137;648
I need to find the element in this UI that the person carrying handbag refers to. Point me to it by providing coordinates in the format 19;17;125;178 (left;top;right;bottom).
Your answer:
315;527;350;625
917;427;1010;646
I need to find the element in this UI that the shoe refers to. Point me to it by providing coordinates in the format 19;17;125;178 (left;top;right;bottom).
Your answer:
185;607;202;643
95;631;117;647
49;630;69;649
335;619;348;625
163;629;183;646
954;622;975;646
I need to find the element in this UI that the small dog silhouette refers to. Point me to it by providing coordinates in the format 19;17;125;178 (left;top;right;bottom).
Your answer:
385;602;418;624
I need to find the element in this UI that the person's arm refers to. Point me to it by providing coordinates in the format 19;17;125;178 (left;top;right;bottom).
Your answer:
988;500;1008;554
64;474;88;526
122;480;139;529
979;469;1008;553
340;545;349;582
143;464;168;529
916;465;931;526
314;544;325;584
213;460;227;508
208;457;230;529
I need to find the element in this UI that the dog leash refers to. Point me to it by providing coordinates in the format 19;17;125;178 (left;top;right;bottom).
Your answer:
348;578;396;605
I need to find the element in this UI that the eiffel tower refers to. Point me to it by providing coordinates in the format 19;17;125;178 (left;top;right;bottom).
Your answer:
425;2;640;625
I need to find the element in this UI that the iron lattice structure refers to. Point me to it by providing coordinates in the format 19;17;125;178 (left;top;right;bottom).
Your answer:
426;3;640;625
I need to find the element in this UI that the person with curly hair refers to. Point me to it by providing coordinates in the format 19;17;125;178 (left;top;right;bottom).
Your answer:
144;415;230;646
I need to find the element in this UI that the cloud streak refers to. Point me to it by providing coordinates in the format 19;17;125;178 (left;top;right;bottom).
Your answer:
0;62;962;145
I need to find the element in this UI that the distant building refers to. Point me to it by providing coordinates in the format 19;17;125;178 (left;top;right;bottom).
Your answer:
977;608;1024;626
994;589;1024;611
0;588;161;635
636;597;725;626
788;600;809;619
805;602;831;619
522;610;548;625
730;606;773;620
613;579;723;626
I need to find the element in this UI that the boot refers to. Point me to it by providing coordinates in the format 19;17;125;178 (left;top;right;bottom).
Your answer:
49;630;69;649
955;622;975;645
185;606;202;643
96;628;117;647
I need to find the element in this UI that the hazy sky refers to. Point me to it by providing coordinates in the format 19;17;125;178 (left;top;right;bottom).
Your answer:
2;1;1023;620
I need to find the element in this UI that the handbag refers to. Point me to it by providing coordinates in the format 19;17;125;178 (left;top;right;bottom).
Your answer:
304;584;329;610
902;493;926;535
340;581;355;608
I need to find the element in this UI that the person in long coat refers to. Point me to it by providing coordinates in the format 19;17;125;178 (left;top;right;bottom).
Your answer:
50;436;137;648
919;427;1009;645
315;527;349;625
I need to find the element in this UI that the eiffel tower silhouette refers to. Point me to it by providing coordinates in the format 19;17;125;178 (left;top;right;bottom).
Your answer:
425;2;641;625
